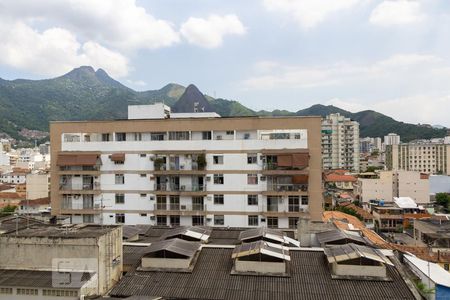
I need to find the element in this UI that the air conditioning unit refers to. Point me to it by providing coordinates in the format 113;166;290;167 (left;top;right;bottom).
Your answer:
261;218;266;223
216;135;222;140
149;196;155;200
244;133;250;140
180;165;185;170
180;185;186;191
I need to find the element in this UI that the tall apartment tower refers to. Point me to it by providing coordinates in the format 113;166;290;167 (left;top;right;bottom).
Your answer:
386;142;450;175
322;113;360;172
50;104;323;228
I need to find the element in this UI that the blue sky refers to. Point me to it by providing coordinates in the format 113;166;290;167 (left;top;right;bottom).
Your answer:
0;0;449;126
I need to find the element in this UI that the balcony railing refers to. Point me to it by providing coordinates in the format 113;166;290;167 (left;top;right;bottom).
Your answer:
59;183;100;191
153;203;206;212
266;183;308;192
154;183;206;192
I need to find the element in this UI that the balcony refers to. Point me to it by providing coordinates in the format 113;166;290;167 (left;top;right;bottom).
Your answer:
266;183;308;192
154;183;206;193
153;203;207;215
59;182;100;192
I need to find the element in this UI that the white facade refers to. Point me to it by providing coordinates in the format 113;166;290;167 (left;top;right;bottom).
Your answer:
322;113;360;172
384;133;400;146
52;107;323;228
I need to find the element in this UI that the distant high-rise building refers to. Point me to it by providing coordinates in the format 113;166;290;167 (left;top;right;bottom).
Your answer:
322;113;360;172
384;133;400;146
386;142;450;175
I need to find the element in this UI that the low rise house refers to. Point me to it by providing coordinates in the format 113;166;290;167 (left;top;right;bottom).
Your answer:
17;197;51;214
324;170;357;191
0;224;122;298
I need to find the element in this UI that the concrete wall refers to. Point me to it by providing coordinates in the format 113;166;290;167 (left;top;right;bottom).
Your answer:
26;173;49;200
235;259;286;274
141;257;191;269
332;263;386;278
397;171;430;204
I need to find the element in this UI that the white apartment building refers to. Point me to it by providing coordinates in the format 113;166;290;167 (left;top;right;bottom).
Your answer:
386;142;450;175
322;113;360;172
354;170;430;205
384;133;400;146
50;104;323;228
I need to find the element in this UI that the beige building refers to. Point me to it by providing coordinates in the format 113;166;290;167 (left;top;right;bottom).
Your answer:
0;223;122;298
26;173;50;200
322;113;360;172
50;105;324;227
354;170;430;205
386;143;450;175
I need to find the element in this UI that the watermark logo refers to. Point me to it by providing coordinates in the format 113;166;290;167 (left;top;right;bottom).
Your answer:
52;258;98;288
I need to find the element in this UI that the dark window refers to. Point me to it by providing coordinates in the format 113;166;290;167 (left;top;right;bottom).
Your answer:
267;217;278;228
116;132;126;141
115;194;125;204
247;153;257;164
247;195;258;205
214;215;224;226
301;195;309;205
289;217;299;229
214;194;224;205
247;174;258;185
170;215;180;226
115;174;124;184
213;174;224;184
115;213;125;224
213;155;224;164
289;196;299;212
202;131;212;140
248;215;259;226
192;216;204;226
157;215;167;226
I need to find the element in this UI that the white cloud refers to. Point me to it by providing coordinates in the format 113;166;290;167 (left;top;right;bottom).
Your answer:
370;0;425;26
180;14;246;48
242;54;448;90
263;0;361;29
326;94;450;126
0;19;129;77
0;0;180;51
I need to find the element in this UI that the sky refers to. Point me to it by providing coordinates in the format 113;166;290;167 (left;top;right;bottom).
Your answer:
0;0;449;126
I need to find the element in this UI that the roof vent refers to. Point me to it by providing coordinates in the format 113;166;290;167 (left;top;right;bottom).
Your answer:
160;226;211;243
324;243;393;280
239;227;300;247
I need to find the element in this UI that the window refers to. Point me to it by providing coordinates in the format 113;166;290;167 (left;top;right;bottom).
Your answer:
140;213;147;217
102;133;111;142
202;131;212;140
301;195;309;205
133;132;142;141
83;215;94;223
116;132;126;141
170;215;180;226
192;216;204;226
247;174;258;185
288;196;300;212
115;194;125;204
169;131;190;140
115;174;124;184
248;215;259;226
17;288;38;295
115;213;125;224
157;215;167;226
269;133;289;140
151;132;165;141
140;174;147;178
213;174;224;184
156;195;167;210
0;287;12;294
247;153;257;164
214;215;225;226
213;155;224;164
226;130;234;135
247;195;258;205
267;217;278;228
289;217;299;229
43;289;78;297
140;193;147;197
214;194;224;205
140;153;147;157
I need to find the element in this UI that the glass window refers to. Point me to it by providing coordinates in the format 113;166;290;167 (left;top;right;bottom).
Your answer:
213;174;224;184
116;132;126;141
192;216;204;226
156;195;167;210
248;215;259;226
288;196;300;212
267;217;278;228
170;215;180;226
202;131;212;140
115;213;125;224
301;195;309;205
157;215;167;226
115;194;125;204
102;133;111;142
247;195;258;205
151;132;166;141
140;153;147;157
213;155;224;164
247;153;257;164
289;217;299;229
247;174;258;185
115;174;124;185
214;215;224;226
83;215;94;223
169;131;190;140
214;194;224;205
226;130;234;135
140;174;147;177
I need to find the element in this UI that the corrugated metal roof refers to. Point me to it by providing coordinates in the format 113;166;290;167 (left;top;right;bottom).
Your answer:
143;238;200;258
110;248;415;300
0;269;92;288
316;229;366;245
232;240;290;261
160;226;211;242
324;243;393;266
238;228;299;247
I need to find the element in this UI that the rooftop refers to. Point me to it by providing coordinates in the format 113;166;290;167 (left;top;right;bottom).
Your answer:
1;224;119;238
111;248;415;300
0;269;92;289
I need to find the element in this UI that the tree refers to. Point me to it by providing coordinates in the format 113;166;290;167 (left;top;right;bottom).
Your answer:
0;205;17;216
435;193;450;212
